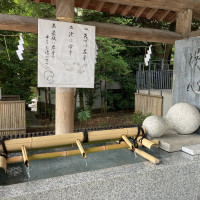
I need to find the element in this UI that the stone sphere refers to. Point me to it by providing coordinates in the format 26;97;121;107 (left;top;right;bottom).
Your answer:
166;103;200;134
142;116;167;138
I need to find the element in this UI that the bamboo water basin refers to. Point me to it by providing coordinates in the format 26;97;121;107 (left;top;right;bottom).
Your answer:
0;143;170;186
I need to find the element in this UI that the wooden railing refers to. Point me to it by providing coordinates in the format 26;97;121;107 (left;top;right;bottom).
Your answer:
136;70;173;91
135;93;163;116
0;101;26;136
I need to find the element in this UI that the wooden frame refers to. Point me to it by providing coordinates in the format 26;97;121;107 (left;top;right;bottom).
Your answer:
0;14;182;44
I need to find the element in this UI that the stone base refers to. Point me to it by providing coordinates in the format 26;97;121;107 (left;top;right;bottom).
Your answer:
182;144;200;155
1;151;200;200
157;130;200;152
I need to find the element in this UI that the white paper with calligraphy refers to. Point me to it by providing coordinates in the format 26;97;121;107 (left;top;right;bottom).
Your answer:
38;19;96;88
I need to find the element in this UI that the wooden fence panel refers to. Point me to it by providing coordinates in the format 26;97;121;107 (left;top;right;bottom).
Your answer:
0;101;26;136
1;95;20;101
135;93;163;116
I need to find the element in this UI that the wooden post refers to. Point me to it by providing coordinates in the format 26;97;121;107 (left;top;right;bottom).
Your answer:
176;9;192;38
55;0;75;135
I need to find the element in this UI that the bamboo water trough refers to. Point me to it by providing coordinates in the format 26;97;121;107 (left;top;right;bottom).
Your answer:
0;127;160;172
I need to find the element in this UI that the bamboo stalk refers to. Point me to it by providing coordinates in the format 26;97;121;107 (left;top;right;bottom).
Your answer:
149;139;159;146
0;155;7;172
121;135;134;150
121;135;160;164
76;139;86;159
134;148;160;164
0;127;146;152
7;142;159;165
137;136;159;149
21;145;29;167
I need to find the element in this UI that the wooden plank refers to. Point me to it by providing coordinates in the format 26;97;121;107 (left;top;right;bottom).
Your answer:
146;9;158;19
176;9;193;38
1;95;20;101
0;101;26;136
135;7;146;18
31;0;200;12
0;14;182;44
169;13;177;23
110;3;119;14
95;0;198;12
31;0;200;21
121;5;132;16
96;1;105;12
82;21;182;44
193;11;200;21
51;0;56;5
0;13;38;33
189;29;200;37
134;93;163;116
82;0;90;9
158;10;170;21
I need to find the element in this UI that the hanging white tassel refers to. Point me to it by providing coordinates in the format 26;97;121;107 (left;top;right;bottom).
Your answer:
144;45;152;66
16;33;24;60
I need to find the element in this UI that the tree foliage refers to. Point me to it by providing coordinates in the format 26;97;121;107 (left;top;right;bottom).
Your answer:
1;2;199;112
0;0;55;102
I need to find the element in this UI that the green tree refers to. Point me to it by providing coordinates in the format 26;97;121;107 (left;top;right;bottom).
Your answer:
0;0;55;104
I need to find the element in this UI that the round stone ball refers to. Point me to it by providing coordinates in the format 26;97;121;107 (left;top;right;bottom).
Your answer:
165;103;200;134
142;116;167;138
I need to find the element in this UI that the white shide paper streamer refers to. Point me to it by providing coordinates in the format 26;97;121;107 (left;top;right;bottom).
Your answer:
144;45;152;66
16;33;24;60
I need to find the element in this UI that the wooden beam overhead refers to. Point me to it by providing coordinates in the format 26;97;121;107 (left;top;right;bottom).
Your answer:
83;21;182;44
82;0;90;9
146;9;158;19
0;13;38;33
51;0;56;5
0;13;182;44
193;11;200;21
189;29;200;38
96;1;105;12
169;13;177;23
121;5;133;16
176;9;193;38
134;7;146;18
110;3;119;14
96;0;196;12
158;10;170;21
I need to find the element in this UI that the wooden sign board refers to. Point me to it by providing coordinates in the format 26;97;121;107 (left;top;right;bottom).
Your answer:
38;19;96;88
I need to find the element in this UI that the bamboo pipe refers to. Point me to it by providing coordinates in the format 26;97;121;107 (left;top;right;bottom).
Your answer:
0;155;7;172
21;145;29;167
137;136;159;149
121;135;160;164
134;148;160;164
0;127;146;152
7;142;159;165
149;139;159;146
121;135;134;150
6;143;131;164
76;139;86;159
